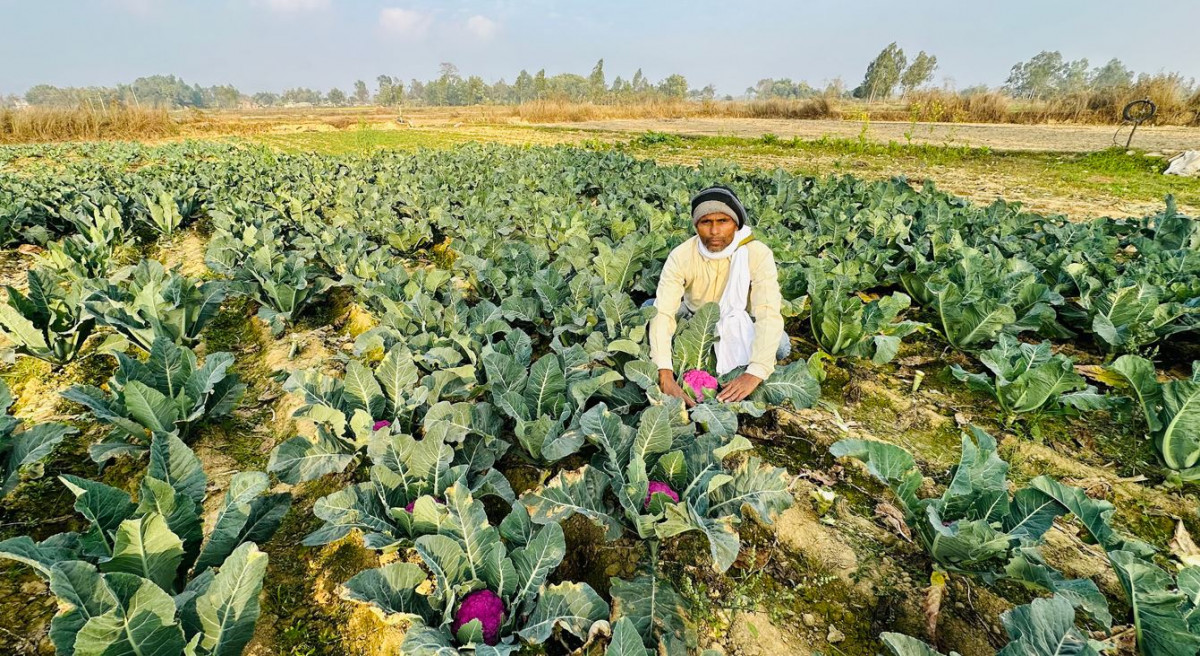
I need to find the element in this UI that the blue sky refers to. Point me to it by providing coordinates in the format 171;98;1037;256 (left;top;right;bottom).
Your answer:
2;0;1198;96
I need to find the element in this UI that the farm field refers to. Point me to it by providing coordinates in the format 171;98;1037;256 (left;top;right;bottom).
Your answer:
3;127;1200;656
545;117;1200;154
254;119;1200;219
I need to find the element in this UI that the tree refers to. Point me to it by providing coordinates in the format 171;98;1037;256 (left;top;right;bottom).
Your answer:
588;58;606;102
631;68;648;94
281;87;322;105
514;69;534;103
1057;58;1090;95
375;75;401;105
1091;58;1133;89
353;80;369;104
408;79;425;104
901;51;938;95
659;74;689;100
856;42;907;101
465;75;486;104
209;85;242;109
533;69;548;99
327;87;347;106
1005;51;1065;99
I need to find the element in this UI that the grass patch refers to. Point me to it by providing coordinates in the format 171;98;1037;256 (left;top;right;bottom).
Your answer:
620;132;1200;214
258;126;479;155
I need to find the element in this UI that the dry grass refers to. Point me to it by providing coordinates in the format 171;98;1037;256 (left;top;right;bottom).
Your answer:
514;97;841;122
885;78;1200;126
516;82;1199;127
3;83;1196;145
0;106;179;143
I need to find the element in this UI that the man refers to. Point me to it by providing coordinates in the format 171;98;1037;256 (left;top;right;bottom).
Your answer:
648;186;788;407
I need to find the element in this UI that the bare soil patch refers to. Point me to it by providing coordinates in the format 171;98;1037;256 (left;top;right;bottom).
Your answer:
548;118;1200;154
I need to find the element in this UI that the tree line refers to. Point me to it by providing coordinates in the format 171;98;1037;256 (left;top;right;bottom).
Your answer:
4;50;1194;110
3;61;695;110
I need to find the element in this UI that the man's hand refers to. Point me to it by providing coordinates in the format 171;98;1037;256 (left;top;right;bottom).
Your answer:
717;373;762;403
658;369;696;408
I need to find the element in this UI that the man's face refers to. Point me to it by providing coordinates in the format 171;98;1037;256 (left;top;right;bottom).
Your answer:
695;213;738;251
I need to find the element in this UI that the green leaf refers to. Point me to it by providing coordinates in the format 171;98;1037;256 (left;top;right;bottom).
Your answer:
1109;550;1200;656
672;303;720;374
267;433;356;485
123;381;181;434
443;482;499;581
1003;547;1111;629
610;572;688;648
102;513;185;593
343;360;386;419
521;466;622;541
525;354;567;418
49;560;116;656
623;360;659;390
136;477;202;579
829;439;921;512
750;359;820;409
413;534;469;603
0;302;50;352
195;472;290;574
606;617;651;656
73;572;187;656
0;533;82;579
423;401;473;445
60;475;137;544
399;625;458;655
2;421;75;497
148;433;207;506
376;346;420;405
516;581;609;643
690;403;739;439
707;456;792;523
510;522;566;607
1108;354;1164;433
881;633;959;656
1159;379;1200;471
338;561;434;623
1029;476;1155;557
631;406;673;467
195;543;269;656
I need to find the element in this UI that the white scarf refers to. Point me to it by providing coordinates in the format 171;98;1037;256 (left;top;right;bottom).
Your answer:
697;226;755;375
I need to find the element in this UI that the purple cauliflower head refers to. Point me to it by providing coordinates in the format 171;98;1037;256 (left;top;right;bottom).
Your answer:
681;369;719;399
452;589;506;645
644;480;680;509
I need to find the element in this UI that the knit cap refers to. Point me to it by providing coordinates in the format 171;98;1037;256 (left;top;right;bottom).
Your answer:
690;186;747;228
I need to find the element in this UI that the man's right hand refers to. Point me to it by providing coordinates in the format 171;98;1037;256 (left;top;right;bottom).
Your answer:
659;369;696;408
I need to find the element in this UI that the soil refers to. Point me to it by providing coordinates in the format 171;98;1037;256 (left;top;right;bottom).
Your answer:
2;133;1199;656
545;118;1200;154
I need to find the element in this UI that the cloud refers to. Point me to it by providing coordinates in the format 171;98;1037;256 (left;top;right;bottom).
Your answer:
380;7;435;37
464;15;499;40
256;0;330;12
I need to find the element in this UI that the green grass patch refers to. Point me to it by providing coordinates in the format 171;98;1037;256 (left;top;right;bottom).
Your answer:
621;132;1200;212
257;126;482;155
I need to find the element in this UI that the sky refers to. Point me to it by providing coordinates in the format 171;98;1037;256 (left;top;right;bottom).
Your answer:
2;0;1198;97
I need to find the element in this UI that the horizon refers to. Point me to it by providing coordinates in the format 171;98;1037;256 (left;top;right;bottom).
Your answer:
3;0;1199;98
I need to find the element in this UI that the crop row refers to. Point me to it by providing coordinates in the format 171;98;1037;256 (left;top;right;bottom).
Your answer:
1;141;1199;655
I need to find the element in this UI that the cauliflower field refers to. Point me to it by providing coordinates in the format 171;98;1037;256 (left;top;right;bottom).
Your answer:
1;140;1199;656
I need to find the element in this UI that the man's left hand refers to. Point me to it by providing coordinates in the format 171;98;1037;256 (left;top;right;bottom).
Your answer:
717;373;762;403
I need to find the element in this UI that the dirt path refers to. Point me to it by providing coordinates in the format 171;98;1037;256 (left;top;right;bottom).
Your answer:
545;118;1200;154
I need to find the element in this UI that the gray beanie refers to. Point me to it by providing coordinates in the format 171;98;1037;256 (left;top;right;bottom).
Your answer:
692;200;739;227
